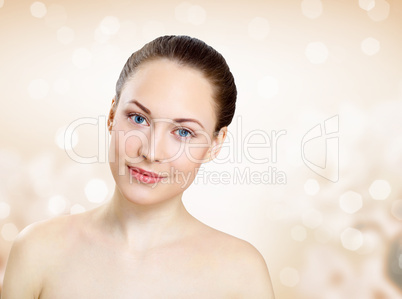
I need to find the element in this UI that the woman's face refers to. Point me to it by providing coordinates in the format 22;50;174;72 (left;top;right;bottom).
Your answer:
108;58;224;205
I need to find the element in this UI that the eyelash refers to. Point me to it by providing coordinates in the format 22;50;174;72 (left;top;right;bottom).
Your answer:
126;112;196;139
172;127;196;139
127;112;150;126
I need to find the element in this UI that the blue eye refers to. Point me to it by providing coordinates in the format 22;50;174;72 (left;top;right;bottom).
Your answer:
177;128;192;138
134;115;145;124
130;114;148;125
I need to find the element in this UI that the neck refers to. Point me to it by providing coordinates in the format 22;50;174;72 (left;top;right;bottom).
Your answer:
100;186;191;252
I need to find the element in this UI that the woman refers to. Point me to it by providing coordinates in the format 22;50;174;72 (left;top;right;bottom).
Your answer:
2;35;275;298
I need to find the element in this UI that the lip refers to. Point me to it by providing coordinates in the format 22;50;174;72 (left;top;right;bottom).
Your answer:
127;166;166;184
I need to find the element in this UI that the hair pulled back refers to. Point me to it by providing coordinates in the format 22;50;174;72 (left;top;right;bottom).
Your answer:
115;35;237;133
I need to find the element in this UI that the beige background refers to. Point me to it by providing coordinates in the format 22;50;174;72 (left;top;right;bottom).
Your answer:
1;0;402;297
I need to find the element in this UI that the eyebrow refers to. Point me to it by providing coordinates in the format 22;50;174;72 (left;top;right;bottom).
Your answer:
128;100;151;115
128;99;205;129
174;118;205;129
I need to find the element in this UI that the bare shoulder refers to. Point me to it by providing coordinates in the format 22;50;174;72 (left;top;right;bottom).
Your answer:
1;213;86;299
193;222;276;298
14;212;84;253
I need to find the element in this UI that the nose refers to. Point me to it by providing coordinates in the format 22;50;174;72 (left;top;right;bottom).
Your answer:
138;124;166;163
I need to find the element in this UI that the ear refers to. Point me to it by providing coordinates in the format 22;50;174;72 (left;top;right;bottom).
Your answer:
107;97;117;133
204;126;227;163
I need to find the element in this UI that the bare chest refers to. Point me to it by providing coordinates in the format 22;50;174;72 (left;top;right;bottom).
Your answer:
38;243;234;299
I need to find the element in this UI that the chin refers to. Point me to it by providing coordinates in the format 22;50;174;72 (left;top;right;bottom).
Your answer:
112;172;183;206
109;159;195;206
120;184;184;206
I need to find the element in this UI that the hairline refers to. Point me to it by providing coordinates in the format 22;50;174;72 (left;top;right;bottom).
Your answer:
115;56;221;132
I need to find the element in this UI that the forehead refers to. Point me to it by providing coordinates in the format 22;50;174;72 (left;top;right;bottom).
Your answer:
119;58;216;132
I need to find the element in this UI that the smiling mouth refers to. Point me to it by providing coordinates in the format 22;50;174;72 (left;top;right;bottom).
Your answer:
129;166;165;178
127;166;166;184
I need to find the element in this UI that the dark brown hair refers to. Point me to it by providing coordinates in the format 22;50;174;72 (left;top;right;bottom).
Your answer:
115;35;237;134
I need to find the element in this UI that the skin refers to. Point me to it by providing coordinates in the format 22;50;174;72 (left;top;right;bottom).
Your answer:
1;58;275;298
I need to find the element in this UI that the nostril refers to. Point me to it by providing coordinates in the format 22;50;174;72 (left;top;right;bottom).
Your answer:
142;153;161;163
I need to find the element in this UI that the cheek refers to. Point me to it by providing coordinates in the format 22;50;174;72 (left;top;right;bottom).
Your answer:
115;128;149;159
173;143;209;175
108;128;147;172
123;134;142;158
108;131;121;176
185;146;209;164
108;130;122;163
170;154;202;189
184;134;213;163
